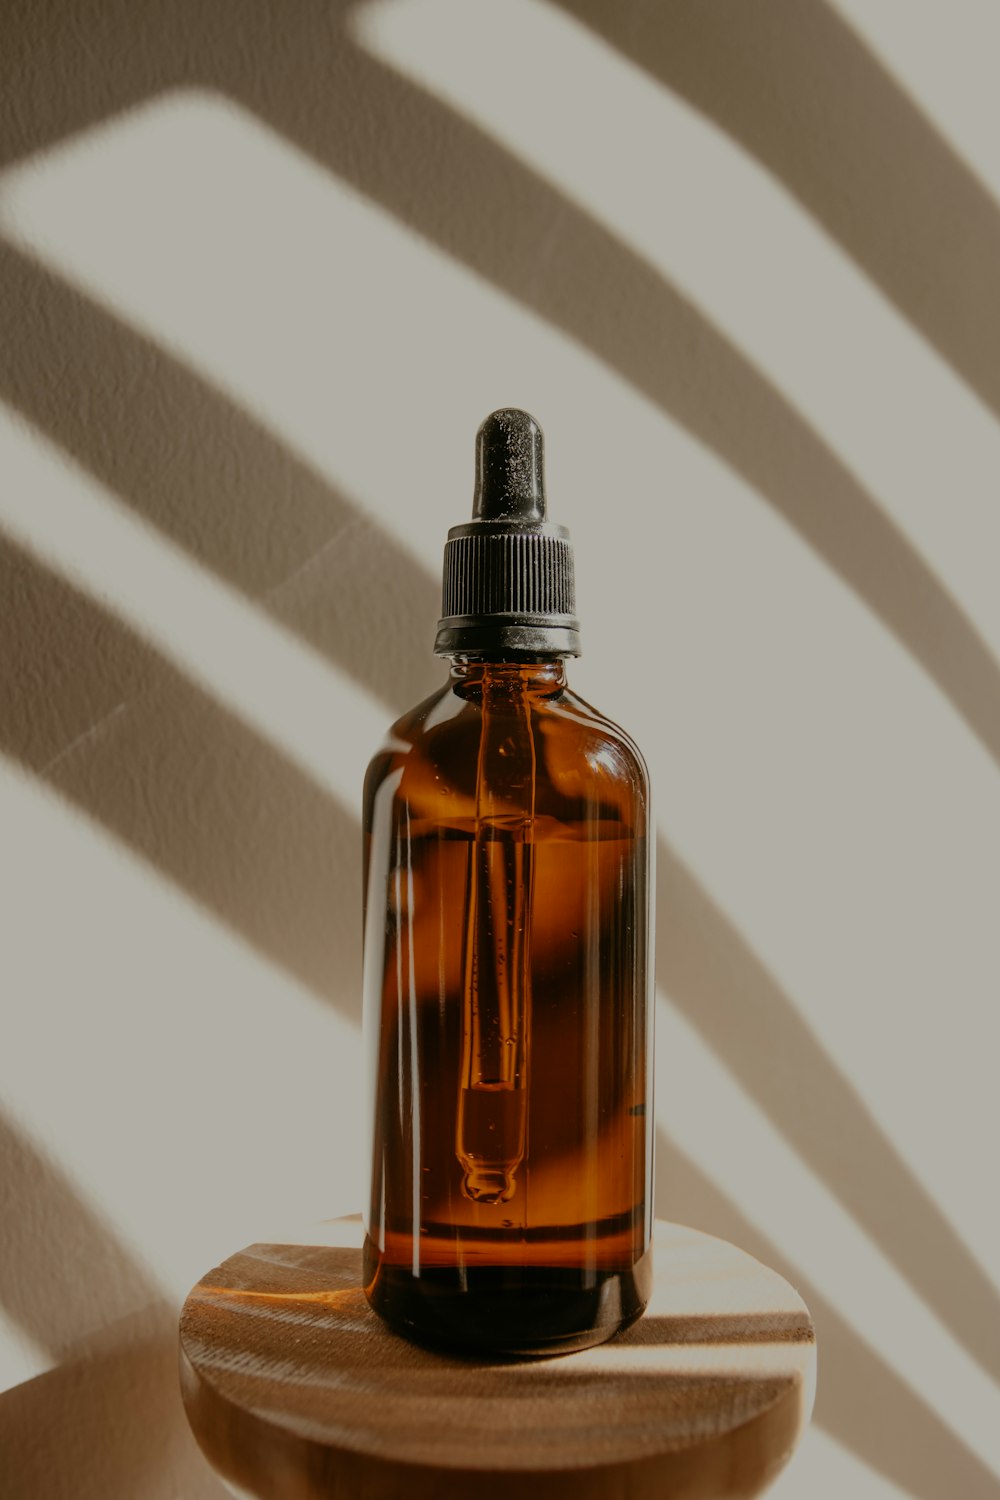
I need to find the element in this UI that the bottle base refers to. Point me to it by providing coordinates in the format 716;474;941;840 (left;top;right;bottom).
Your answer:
364;1240;652;1357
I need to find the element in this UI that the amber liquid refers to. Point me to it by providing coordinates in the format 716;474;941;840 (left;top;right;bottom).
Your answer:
362;660;652;1354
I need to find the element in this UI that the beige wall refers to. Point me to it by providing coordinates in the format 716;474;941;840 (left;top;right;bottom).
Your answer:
2;2;999;1495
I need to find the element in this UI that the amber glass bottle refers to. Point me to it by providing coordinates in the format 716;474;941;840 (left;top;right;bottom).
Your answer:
362;410;652;1355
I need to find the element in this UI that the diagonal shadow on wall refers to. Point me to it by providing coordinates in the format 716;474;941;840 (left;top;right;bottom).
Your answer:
656;842;1000;1389
0;531;362;1020
3;0;1000;775
656;1131;1000;1500
227;16;1000;775
0;243;442;718
0;1107;157;1358
0;1109;226;1499
553;0;1000;424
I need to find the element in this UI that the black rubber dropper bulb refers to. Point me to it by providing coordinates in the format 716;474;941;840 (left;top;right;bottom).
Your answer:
434;408;582;657
474;409;546;523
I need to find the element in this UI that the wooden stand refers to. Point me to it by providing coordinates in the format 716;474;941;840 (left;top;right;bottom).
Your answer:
179;1218;815;1498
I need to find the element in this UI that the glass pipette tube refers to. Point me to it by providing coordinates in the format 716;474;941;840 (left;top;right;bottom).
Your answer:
456;670;536;1204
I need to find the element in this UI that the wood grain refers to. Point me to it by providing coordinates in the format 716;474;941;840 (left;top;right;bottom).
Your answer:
179;1219;815;1499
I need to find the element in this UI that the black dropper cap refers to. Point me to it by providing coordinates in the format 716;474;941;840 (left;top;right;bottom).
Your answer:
434;409;581;657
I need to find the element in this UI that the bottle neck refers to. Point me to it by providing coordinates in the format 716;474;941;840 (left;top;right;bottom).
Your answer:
449;656;568;700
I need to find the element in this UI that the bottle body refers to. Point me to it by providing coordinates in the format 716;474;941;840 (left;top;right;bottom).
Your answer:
362;660;653;1354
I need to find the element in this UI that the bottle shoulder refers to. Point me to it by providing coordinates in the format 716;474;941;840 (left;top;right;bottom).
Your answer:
364;678;649;829
362;680;455;807
549;687;651;794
